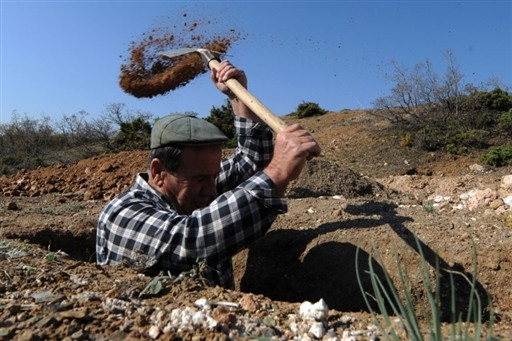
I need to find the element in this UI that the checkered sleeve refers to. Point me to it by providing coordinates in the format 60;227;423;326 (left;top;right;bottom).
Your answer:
216;116;275;192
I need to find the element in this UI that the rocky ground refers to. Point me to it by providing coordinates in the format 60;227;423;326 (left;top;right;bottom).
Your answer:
1;110;512;340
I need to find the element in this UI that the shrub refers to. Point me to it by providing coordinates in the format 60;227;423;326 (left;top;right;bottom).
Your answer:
446;143;470;156
113;117;151;151
478;88;512;112
399;131;415;147
205;100;236;148
449;129;490;150
294;102;328;119
482;143;512;167
498;109;512;132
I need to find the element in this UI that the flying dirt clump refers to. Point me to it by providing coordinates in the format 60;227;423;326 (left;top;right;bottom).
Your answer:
119;14;243;98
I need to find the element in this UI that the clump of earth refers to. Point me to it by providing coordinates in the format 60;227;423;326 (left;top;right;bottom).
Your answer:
118;11;242;98
1;110;512;340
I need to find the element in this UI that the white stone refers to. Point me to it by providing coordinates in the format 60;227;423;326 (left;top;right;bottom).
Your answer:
312;298;329;321
148;325;160;339
460;189;477;201
503;195;512;207
194;298;211;309
453;203;466;210
300;299;329;322
308;322;326;339
459;193;469;200
501;175;512;190
192;311;207;327
300;301;314;318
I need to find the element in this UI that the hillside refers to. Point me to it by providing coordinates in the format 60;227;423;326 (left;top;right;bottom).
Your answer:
1;110;511;340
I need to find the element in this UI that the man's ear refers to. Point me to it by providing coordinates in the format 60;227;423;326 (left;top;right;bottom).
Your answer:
150;158;167;184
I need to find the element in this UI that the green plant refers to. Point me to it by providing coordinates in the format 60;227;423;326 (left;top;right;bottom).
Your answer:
24;207;57;215
138;258;210;298
423;201;438;215
205;100;237;148
477;88;512;112
139;271;165;297
45;252;58;262
446;143;470;156
498;109;512;132
60;203;85;212
482;143;512;167
114;117;151;151
449;129;490;149
294;101;328;119
399;131;415;147
356;236;494;340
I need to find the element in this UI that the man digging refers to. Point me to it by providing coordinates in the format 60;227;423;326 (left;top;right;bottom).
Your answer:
96;60;321;288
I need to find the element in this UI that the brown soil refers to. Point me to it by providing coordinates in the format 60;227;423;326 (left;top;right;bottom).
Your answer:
119;13;242;98
1;111;512;340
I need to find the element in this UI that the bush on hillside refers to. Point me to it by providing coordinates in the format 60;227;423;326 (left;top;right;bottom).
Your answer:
293;102;328;119
113;118;151;151
498;109;512;133
482;143;512;167
205;100;236;148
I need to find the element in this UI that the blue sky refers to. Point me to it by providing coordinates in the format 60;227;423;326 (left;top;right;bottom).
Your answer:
1;1;511;124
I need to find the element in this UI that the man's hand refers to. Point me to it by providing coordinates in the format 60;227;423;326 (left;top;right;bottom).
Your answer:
211;60;247;97
264;124;322;197
210;60;265;124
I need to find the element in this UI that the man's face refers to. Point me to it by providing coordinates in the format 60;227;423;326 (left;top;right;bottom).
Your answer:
162;145;222;215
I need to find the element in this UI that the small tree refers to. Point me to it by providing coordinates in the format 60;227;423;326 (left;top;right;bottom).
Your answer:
372;52;463;129
483;143;512;167
101;102;153;151
103;103;152;126
294;101;328;118
113;117;151;151
371;50;512;156
56;110;93;147
205;100;236;148
0;112;55;174
498;109;512;133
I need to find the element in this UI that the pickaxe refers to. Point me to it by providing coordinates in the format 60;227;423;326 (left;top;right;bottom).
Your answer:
159;48;288;134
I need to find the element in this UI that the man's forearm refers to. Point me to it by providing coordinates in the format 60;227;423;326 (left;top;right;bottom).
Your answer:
229;97;266;125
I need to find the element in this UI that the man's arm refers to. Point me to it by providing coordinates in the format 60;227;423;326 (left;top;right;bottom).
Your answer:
212;60;322;197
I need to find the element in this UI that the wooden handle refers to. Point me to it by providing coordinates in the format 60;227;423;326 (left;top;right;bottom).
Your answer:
208;59;287;133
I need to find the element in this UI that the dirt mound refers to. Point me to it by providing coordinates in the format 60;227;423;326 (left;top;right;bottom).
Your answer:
0;151;147;200
286;158;396;199
0;151;395;204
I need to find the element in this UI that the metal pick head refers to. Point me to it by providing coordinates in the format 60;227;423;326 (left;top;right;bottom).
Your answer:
158;48;224;60
158;47;200;59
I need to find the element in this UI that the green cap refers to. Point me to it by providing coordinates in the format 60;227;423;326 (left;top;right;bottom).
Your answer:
151;114;229;149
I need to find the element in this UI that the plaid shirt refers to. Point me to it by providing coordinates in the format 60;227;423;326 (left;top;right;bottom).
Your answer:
96;117;287;289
